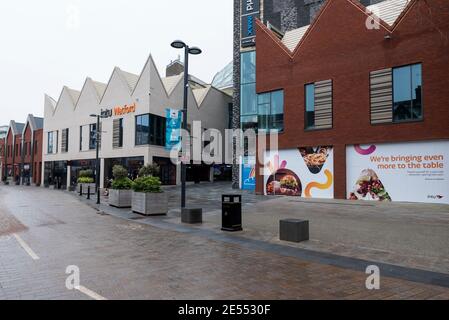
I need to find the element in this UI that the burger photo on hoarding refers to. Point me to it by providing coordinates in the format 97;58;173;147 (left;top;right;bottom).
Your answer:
266;169;302;196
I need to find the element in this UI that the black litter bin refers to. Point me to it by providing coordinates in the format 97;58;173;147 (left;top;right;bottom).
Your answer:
221;195;242;232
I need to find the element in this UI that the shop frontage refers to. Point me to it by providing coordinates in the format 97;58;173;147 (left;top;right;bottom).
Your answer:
44;161;67;188
68;159;96;187
153;157;176;185
103;157;144;187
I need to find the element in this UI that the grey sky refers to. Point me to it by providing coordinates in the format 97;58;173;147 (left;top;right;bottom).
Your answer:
0;0;233;124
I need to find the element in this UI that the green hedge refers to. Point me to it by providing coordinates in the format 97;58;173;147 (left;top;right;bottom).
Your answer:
78;177;94;184
111;177;133;190
132;176;162;193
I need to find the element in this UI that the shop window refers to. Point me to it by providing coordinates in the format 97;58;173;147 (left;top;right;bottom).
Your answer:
136;114;149;146
113;118;124;148
241;115;258;131
257;90;284;132
240;51;258;131
304;80;333;130
47;131;57;154
89;124;97;150
305;84;315;129
241;51;256;85
393;63;422;122
61;128;69;153
135;114;166;147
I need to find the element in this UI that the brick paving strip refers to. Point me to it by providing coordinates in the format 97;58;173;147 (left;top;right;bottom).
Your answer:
77;192;449;290
0;209;27;237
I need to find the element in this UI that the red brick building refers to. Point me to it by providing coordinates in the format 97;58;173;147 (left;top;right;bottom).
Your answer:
254;0;449;204
3;115;43;185
5;121;25;184
22;115;44;185
0;130;6;181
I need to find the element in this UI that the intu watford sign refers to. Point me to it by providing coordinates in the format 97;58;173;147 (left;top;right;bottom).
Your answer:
101;103;137;118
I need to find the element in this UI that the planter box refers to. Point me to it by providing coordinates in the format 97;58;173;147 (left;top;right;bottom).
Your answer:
77;183;96;195
109;189;132;208
132;191;168;216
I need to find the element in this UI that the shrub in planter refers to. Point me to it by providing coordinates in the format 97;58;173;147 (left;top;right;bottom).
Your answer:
109;165;133;208
77;169;95;194
131;176;167;215
138;164;160;178
132;176;162;193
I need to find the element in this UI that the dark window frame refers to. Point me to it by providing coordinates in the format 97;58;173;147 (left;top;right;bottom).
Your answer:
89;123;97;150
256;89;285;133
304;83;316;130
392;63;423;123
135;114;166;147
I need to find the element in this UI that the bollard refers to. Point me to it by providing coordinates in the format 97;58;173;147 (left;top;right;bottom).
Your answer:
87;186;91;200
79;184;83;196
97;188;100;205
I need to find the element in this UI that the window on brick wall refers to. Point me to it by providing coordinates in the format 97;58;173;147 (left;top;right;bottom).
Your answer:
257;90;284;132
393;64;422;122
304;80;333;130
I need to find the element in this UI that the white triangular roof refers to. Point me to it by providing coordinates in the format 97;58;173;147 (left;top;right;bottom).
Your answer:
119;69;139;92
281;0;411;53
161;74;184;96
92;80;107;98
66;87;81;106
192;86;211;107
366;0;411;26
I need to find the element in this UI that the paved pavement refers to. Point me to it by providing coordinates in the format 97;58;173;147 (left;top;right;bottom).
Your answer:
1;185;449;300
156;182;449;274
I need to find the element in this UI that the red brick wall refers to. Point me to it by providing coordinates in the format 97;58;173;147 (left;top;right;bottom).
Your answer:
6;129;14;166
23;124;32;164
33;129;43;184
0;138;5;176
255;0;449;198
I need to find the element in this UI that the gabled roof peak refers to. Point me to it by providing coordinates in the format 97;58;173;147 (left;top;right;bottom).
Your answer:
276;0;413;56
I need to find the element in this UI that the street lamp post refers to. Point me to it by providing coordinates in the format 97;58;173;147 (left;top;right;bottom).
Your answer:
171;40;202;209
90;114;108;204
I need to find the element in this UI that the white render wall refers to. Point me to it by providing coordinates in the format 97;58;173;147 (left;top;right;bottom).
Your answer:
42;54;232;188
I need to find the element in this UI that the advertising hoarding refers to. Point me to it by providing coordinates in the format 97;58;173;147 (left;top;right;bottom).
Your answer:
346;140;449;204
264;146;334;199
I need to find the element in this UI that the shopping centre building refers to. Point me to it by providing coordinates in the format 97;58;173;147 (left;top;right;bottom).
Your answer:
42;55;232;189
235;0;449;204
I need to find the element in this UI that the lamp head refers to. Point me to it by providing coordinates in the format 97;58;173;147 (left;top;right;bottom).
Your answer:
171;40;186;49
188;47;202;55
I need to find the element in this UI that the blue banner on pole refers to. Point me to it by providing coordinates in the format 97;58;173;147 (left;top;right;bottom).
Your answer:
165;108;182;151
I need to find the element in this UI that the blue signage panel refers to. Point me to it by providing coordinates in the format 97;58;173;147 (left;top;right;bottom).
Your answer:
241;0;260;48
165;108;182;151
241;156;256;190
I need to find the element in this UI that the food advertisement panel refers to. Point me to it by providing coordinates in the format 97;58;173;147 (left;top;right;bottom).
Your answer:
264;147;334;199
346;141;449;204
